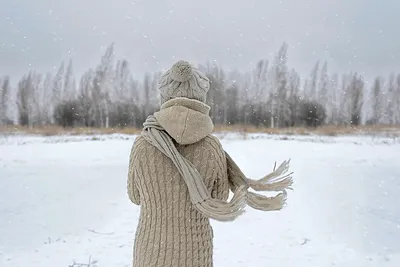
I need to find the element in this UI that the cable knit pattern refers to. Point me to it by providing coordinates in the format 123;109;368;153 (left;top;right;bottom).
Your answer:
127;61;293;266
158;60;210;105
128;135;229;267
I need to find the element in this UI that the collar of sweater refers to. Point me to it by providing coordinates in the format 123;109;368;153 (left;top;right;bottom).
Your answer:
154;97;214;145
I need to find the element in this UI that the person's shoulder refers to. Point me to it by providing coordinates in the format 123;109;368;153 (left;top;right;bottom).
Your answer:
203;134;223;147
133;135;146;146
202;134;225;156
130;135;152;155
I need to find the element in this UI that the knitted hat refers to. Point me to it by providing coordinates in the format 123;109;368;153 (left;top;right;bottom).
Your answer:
158;60;210;104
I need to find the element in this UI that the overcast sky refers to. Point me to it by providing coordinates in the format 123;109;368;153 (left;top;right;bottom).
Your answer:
1;0;399;83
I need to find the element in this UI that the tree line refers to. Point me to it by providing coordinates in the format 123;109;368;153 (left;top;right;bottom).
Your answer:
0;42;399;129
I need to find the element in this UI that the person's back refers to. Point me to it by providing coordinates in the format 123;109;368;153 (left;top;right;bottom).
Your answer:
128;60;293;267
130;135;228;267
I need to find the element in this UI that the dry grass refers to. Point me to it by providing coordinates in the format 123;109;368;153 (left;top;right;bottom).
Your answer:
0;125;141;136
1;124;400;137
214;124;400;136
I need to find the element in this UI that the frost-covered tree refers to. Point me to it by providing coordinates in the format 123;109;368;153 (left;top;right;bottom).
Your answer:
113;59;130;102
307;61;320;101
318;62;329;123
338;73;350;125
1;41;399;129
0;76;11;125
329;73;339;125
143;72;152;116
287;69;301;126
252;59;269;102
271;43;289;127
348;73;364;126
17;73;36;126
385;74;396;125
39;73;53;124
92;43;115;127
205;62;226;124
78;69;95;127
64;59;75;100
395;74;400;124
52;62;65;103
369;77;384;124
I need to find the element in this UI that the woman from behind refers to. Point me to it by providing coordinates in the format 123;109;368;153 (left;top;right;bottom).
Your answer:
128;60;293;267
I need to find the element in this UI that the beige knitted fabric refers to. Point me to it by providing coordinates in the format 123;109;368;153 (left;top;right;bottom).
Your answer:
128;126;228;267
128;61;293;266
128;97;294;266
158;60;210;104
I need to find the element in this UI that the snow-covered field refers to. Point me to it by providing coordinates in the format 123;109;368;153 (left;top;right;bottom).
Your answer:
1;133;399;267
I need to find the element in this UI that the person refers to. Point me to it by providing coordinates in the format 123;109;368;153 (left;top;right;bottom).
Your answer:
127;60;293;267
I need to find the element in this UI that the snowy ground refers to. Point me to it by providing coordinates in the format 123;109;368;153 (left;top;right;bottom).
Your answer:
1;133;399;267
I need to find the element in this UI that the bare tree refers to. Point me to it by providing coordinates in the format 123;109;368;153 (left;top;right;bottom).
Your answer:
395;74;400;124
386;74;396;124
92;43;115;127
225;82;239;125
41;73;53;124
369;76;384;124
143;72;152;116
113;59;130;102
30;73;44;126
287;69;301;126
0;76;11;124
53;62;65;103
252;59;269;102
330;73;339;125
64;59;75;100
307;61;320;101
17;73;35;126
318;62;329;123
128;76;140;104
348;73;364;126
78;69;95;127
272;43;289;127
205;62;226;124
3;41;400;129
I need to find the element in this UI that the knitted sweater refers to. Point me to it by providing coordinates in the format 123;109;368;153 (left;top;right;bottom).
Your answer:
128;98;229;267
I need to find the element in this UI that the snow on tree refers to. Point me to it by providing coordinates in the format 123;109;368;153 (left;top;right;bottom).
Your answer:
329;73;339;125
348;73;364;126
318;62;329;123
0;76;11;125
307;61;320;101
287;69;301;126
52;62;65;103
2;41;400;129
369;76;384;124
271;43;289;127
385;74;396;125
92;43;115;128
78;69;95;127
64;59;75;100
395;74;400;124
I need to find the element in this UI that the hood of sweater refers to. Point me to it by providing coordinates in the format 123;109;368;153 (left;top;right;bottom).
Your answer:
154;97;214;145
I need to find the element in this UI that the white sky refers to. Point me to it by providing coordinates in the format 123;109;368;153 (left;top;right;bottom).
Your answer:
1;0;399;83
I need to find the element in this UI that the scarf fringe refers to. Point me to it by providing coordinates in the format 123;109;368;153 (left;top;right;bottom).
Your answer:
247;160;293;191
225;151;293;212
195;185;248;221
143;116;248;221
247;191;287;211
142;115;294;220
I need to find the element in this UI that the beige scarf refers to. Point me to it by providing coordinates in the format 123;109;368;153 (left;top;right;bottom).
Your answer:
142;111;293;221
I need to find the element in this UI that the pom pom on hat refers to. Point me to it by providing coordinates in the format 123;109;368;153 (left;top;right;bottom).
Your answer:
170;60;193;82
158;60;210;104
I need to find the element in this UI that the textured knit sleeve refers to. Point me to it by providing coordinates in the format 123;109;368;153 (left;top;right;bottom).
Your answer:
127;137;141;205
210;137;230;201
225;151;249;193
